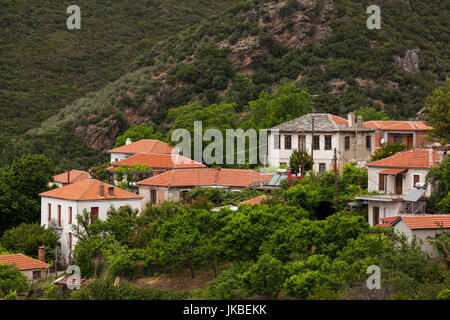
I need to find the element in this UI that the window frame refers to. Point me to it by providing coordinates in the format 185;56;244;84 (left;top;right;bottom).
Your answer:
324;135;332;150
313;135;320;150
284;135;292;150
344;136;350;150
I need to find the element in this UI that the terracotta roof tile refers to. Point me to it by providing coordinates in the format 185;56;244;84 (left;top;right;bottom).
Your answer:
238;195;268;206
393;214;450;230
364;121;433;131
0;254;49;271
53;170;90;184
367;149;441;168
39;179;142;201
107;139;174;154
108;153;206;171
137;168;273;188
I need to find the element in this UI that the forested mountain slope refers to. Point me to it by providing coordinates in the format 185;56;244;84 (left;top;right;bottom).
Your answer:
0;0;238;135
17;0;450;170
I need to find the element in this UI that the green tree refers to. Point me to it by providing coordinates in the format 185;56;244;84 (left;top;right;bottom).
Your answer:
244;83;313;130
424;78;450;145
426;155;450;213
355;106;390;121
1;224;58;262
0;154;54;234
0;264;28;298
240;254;286;298
370;142;406;161
289;150;313;175
114;123;164;148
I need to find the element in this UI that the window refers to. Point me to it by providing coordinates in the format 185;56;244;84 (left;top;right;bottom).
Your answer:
373;207;379;226
298;135;306;151
366;135;371;149
324;135;332;150
48;204;51;220
69;207;72;224
413;175;420;187
90;207;99;224
319;163;326;173
32;271;41;280
344;136;350;150
273;134;280;149
394;134;403;144
313;136;320;150
284;135;292;150
57;205;61;227
379;174;385;191
151;190;157;204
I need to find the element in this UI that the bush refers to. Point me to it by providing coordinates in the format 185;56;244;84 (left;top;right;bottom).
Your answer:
0;264;28;298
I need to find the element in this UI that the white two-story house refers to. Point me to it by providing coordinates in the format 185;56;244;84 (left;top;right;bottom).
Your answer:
107;138;178;164
39;179;142;264
356;148;444;226
267;113;375;173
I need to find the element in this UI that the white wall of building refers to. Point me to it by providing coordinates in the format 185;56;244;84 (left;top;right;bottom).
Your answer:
110;152;132;164
367;199;403;226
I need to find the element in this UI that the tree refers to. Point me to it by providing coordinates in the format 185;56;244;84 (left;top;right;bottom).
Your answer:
114;123;164;148
240;254;286;298
0;264;28;298
289;150;313;175
424;78;450;145
89;162;111;182
0;154;54;234
426;155;450;213
1;224;58;262
355;106;390;121
244;83;313;130
370;142;406;161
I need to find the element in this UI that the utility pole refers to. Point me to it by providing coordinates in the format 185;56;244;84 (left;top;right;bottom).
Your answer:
301;131;305;177
334;148;338;199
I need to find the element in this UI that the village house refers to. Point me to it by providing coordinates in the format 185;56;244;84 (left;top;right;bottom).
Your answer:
267;113;375;172
356;148;445;226
380;215;450;258
0;250;49;281
137;168;273;207
107;153;206;185
39;179;142;263
363;120;433;150
107;138;178;164
50;170;90;187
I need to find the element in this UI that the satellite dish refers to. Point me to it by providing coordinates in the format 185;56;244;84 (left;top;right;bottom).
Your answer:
380;138;385;145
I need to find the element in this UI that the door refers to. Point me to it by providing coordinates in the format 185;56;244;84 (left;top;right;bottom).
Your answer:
407;135;413;149
395;174;403;195
373;207;379;226
150;190;157;204
90;207;99;224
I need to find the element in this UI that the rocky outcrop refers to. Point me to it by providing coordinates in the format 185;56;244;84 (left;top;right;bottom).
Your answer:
74;116;122;151
394;49;420;73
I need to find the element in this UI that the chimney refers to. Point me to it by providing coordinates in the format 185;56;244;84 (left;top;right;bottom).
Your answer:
126;138;132;145
347;113;354;127
357;115;363;126
99;183;105;197
108;186;115;197
38;247;45;262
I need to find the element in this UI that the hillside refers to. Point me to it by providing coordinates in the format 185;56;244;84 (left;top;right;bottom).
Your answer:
0;0;238;136
22;0;449;170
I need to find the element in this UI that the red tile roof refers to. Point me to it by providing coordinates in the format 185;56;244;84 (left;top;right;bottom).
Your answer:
364;120;432;131
238;195;268;206
137;168;273;188
367;149;441;168
379;168;407;175
39;179;142;201
53;170;90;184
107;139;174;154
329;114;349;124
393;214;450;230
377;216;400;227
108;153;206;171
0;254;49;271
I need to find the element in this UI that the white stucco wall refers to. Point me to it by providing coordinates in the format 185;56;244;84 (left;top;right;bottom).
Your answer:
110;152;132;164
367;200;404;226
41;196;141;264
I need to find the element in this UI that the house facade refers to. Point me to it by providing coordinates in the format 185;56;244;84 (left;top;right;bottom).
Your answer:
107;153;206;185
363;120;433;150
267;113;375;172
137;168;273;207
39;179;142;263
107;138;177;164
390;215;450;258
50;170;90;188
356;149;444;226
0;253;50;281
